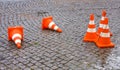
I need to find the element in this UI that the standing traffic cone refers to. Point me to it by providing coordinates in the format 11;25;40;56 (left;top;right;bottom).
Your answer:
42;16;62;33
8;26;23;49
97;10;112;36
95;17;114;48
97;10;106;35
83;14;98;42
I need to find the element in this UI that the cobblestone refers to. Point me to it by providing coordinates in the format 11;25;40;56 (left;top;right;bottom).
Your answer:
0;0;120;70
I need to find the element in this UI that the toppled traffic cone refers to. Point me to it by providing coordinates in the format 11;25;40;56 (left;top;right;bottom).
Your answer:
97;10;106;35
8;26;23;49
95;17;114;48
97;10;112;36
42;16;62;33
83;14;98;42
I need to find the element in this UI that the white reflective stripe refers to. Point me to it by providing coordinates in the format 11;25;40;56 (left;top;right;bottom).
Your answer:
48;21;55;28
12;34;22;40
54;26;58;30
15;39;21;44
87;28;96;32
99;24;104;28
101;17;105;20
89;20;94;24
102;25;109;29
100;32;110;37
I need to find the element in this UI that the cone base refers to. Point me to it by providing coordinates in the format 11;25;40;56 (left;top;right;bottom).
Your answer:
83;32;99;42
42;16;53;30
42;24;46;30
8;26;23;40
83;37;98;42
96;42;114;48
42;23;47;30
42;26;45;30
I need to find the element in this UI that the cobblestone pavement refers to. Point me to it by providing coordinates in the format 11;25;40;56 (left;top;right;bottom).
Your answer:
0;0;120;70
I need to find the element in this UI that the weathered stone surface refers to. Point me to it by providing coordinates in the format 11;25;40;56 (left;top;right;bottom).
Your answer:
0;0;120;69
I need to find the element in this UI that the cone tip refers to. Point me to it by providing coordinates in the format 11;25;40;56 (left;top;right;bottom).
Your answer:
57;28;62;33
102;10;106;17
90;14;94;20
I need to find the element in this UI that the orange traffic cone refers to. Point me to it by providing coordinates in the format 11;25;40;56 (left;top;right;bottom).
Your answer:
95;17;114;48
97;10;112;36
97;10;106;35
42;16;62;33
83;14;98;42
8;26;23;49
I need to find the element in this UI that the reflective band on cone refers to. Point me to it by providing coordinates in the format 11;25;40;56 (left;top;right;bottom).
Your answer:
48;21;55;28
15;39;21;44
100;32;110;37
87;28;96;32
89;20;94;24
101;17;105;20
12;33;22;48
48;21;59;31
99;24;104;28
102;25;109;29
54;26;59;30
12;34;22;40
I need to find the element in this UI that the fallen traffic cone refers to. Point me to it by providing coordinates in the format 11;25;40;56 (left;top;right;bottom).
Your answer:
97;10;106;35
83;14;98;42
95;17;114;48
8;26;23;49
42;16;62;33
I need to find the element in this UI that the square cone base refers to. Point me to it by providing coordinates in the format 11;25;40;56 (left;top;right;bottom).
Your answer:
8;26;23;41
83;36;99;43
95;42;114;48
83;38;97;42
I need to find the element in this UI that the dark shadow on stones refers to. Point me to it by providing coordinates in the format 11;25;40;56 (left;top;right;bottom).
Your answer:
0;55;5;61
37;11;49;17
8;41;20;49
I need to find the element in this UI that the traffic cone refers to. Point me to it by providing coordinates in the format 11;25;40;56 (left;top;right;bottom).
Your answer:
95;17;114;48
8;26;23;49
42;16;62;33
97;10;112;36
83;14;98;42
97;10;106;35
